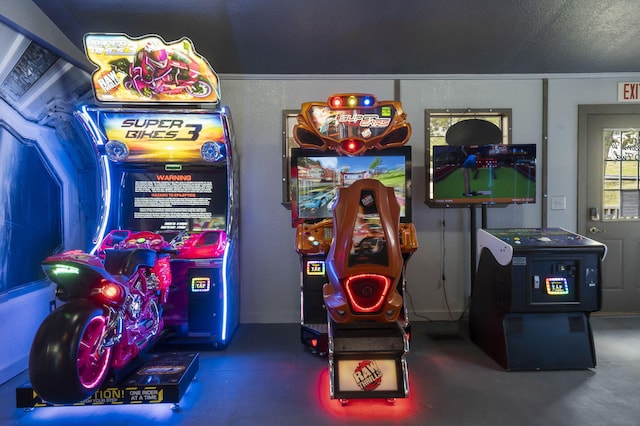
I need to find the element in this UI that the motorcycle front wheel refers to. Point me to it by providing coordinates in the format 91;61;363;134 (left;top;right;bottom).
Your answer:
29;300;114;404
186;78;213;98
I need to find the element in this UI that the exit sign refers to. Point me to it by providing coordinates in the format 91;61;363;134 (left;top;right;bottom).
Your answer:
618;82;640;102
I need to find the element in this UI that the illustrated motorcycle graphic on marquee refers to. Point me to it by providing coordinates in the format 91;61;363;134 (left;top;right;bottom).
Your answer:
84;33;220;103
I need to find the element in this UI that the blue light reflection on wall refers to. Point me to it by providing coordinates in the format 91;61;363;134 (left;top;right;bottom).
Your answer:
0;127;62;292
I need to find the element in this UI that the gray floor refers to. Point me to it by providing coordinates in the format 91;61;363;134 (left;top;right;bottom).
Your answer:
1;315;639;426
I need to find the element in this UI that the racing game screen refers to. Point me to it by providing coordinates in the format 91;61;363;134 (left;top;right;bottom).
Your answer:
291;146;411;226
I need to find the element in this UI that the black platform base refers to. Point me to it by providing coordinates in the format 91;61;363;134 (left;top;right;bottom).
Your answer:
301;323;329;356
16;352;199;409
471;312;596;370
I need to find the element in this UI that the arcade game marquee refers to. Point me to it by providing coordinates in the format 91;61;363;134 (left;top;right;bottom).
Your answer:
16;33;239;409
291;94;418;401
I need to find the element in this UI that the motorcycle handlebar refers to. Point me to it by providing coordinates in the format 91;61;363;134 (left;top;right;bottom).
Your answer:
160;248;180;255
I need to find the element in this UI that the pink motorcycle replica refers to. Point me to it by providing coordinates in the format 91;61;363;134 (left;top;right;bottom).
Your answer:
110;43;214;99
28;230;176;404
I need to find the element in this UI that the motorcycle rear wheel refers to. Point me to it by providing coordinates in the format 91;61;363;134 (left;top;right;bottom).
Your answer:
29;300;113;404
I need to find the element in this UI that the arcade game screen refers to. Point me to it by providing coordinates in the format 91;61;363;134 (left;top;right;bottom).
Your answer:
290;146;412;226
429;143;536;206
118;165;228;232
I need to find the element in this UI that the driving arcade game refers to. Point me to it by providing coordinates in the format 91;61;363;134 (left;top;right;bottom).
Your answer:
470;228;606;370
291;94;418;402
17;33;239;409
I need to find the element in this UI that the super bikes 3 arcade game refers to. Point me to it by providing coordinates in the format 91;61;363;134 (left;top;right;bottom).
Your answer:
291;94;418;402
75;33;240;349
17;33;239;409
74;33;240;348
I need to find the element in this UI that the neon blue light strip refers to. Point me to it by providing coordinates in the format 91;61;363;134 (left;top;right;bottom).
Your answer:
221;241;230;342
76;105;102;146
77;105;112;255
90;155;112;254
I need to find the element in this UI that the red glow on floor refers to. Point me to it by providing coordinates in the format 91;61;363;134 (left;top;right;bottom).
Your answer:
315;368;420;420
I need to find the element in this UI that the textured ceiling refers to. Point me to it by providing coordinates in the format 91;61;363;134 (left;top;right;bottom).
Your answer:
32;0;640;75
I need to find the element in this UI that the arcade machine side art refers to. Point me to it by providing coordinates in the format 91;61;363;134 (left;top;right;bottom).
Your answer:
77;33;240;348
291;94;418;401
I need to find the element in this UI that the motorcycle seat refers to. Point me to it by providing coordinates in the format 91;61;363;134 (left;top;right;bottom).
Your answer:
327;178;403;280
104;248;157;279
324;179;405;323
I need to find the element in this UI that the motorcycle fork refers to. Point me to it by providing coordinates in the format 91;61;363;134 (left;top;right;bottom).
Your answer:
101;306;124;348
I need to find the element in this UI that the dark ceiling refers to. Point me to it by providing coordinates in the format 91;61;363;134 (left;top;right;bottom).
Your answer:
32;0;640;75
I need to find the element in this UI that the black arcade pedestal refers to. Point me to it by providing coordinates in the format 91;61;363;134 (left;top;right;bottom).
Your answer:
16;352;198;409
469;228;606;370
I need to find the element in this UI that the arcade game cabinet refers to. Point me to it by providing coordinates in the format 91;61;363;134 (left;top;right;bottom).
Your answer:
291;94;418;400
77;33;240;348
470;228;606;370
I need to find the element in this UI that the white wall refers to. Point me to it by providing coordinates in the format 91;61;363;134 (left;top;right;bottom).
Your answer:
219;74;640;324
400;78;543;318
222;77;542;323
546;76;629;230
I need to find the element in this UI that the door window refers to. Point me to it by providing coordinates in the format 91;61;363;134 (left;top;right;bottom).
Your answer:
602;128;640;220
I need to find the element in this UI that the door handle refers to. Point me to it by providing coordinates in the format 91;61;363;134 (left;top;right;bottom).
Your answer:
589;226;603;234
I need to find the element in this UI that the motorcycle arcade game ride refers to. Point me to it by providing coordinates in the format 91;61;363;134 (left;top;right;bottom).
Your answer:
17;34;239;410
291;94;418;402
